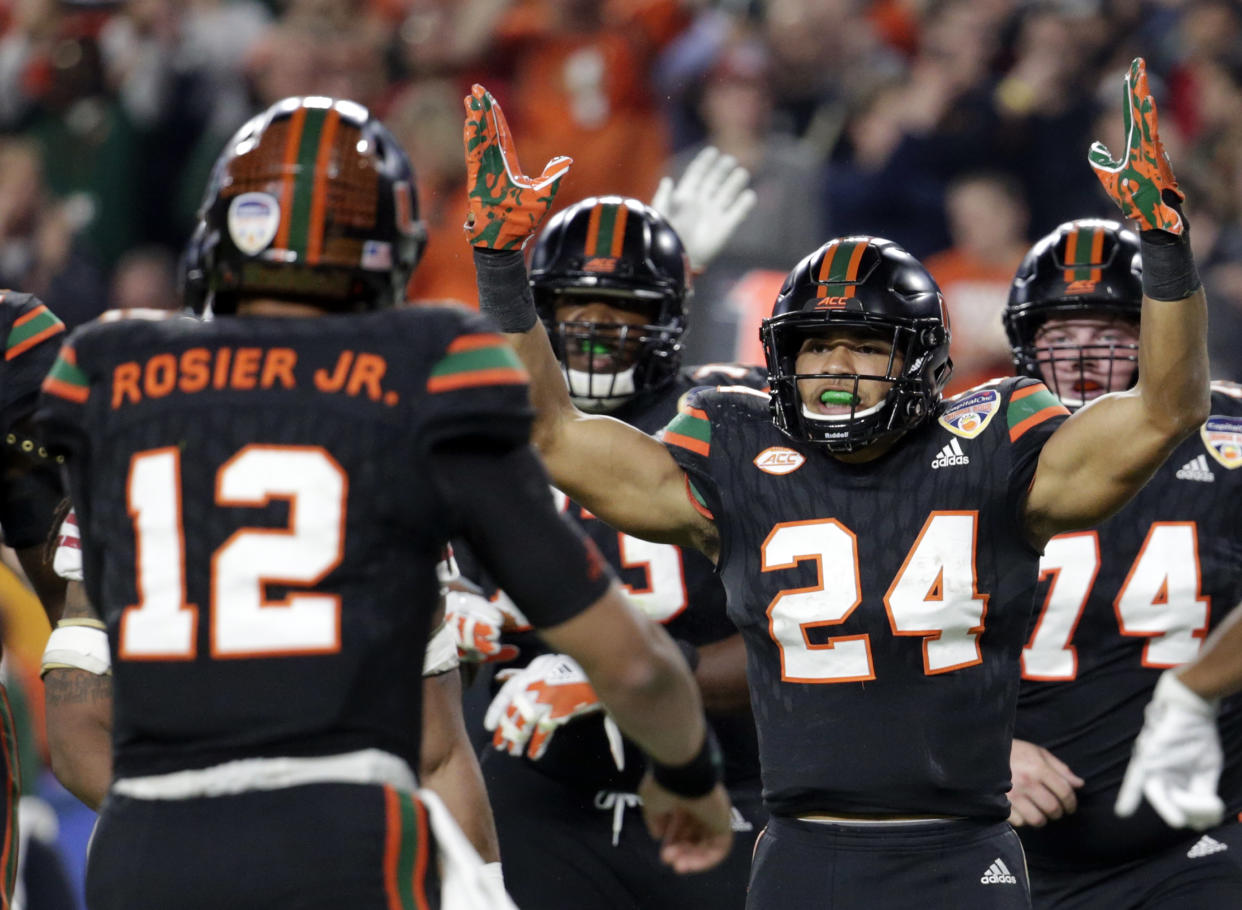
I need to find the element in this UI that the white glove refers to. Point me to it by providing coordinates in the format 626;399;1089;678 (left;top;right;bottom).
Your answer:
445;589;519;664
484;653;622;767
650;146;757;272
1115;670;1225;830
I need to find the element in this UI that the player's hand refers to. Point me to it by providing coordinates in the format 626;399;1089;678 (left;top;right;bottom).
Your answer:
462;84;572;250
1007;738;1084;827
638;776;733;874
650;146;757;272
1116;670;1225;830
444;589;520;664
484;653;604;759
1088;57;1185;234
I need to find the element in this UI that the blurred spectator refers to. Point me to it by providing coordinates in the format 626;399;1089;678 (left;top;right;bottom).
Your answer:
109;244;179;311
924;171;1029;394
387;78;479;306
668;37;824;363
0;136;107;332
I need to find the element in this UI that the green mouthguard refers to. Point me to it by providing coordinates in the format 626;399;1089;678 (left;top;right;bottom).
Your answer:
579;341;612;355
820;390;858;406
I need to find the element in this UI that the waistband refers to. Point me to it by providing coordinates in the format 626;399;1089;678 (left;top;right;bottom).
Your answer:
112;748;417;800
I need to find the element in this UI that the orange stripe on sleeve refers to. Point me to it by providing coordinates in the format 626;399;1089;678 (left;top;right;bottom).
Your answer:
412;799;430;910
664;430;710;456
426;367;528;393
41;377;89;403
1009;406;1066;442
447;333;509;354
11;304;50;329
684;473;714;520
1009;383;1048;402
843;241;867;297
5;322;63;361
682;406;708;421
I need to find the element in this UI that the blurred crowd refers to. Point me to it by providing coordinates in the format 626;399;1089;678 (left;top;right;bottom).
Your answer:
2;0;1242;905
2;0;1242;385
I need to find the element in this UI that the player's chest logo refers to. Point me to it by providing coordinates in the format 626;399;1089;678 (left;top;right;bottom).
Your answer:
753;446;806;475
1201;415;1242;469
938;388;999;439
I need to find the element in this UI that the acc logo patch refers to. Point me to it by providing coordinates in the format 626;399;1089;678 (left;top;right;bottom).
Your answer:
227;192;281;256
1201;415;1242;469
754;446;806;475
938;389;999;439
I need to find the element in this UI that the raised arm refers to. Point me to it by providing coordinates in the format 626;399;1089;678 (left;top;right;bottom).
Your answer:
463;84;714;554
1023;59;1210;549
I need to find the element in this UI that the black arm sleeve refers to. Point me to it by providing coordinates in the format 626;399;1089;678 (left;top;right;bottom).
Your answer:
429;442;614;629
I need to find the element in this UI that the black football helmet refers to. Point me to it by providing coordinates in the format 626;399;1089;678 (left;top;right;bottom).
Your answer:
191;96;426;316
1005;218;1142;408
529;195;688;412
760;236;952;452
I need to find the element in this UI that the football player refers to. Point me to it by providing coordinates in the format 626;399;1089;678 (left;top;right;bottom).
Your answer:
454;189;767;909
35;95;731;910
1006;218;1242;908
0;291;68;906
466;57;1209;909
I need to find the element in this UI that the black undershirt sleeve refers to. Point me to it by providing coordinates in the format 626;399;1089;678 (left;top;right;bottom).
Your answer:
429;441;614;629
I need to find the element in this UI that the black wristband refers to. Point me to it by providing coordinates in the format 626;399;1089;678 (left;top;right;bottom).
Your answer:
1140;230;1201;301
650;726;723;798
674;639;701;673
473;249;538;332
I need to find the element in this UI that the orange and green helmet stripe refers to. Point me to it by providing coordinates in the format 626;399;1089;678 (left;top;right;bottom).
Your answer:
1008;382;1069;441
382;787;431;910
1062;225;1106;284
42;345;90;403
427;333;527;393
271;104;341;264
5;303;63;361
663;404;711;456
815;239;869;298
583;201;630;259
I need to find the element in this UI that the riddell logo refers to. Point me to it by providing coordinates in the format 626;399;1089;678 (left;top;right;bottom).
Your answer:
814;296;850;309
1065;279;1098;294
754;447;806;475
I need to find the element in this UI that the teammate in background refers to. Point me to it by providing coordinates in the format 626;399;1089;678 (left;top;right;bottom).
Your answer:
452;182;767;909
36;95;730;910
1005;218;1242;908
465;58;1208;909
0;292;69;907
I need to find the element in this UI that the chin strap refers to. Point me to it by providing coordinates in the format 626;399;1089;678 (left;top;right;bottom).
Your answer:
5;429;64;464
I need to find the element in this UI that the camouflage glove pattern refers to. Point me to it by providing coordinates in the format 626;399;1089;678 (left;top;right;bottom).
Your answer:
463;84;572;250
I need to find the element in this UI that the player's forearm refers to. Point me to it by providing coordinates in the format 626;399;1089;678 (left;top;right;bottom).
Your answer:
1134;286;1210;437
43;669;112;810
1176;604;1242;701
420;737;500;863
568;600;708;768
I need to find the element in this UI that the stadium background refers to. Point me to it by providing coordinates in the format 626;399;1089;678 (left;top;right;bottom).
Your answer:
1;0;1241;904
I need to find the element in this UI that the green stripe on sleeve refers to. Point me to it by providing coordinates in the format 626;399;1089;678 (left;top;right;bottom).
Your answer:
1007;387;1065;428
664;410;711;446
429;344;523;378
47;352;89;390
6;308;62;352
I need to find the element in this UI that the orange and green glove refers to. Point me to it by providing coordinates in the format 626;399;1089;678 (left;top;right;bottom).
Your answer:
463;84;572;250
1088;57;1184;235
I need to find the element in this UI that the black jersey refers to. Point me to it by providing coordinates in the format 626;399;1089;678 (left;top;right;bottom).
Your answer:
36;305;542;779
484;363;768;792
0;292;65;548
1015;383;1242;867
664;377;1068;819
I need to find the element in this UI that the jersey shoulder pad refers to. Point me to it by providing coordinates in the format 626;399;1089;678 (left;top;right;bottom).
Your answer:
2;291;64;363
998;376;1068;444
1210;380;1242;404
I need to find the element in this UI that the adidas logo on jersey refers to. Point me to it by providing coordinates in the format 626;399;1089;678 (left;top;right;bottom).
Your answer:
931;438;969;469
980;858;1017;885
1187;835;1228;858
1176;454;1215;482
